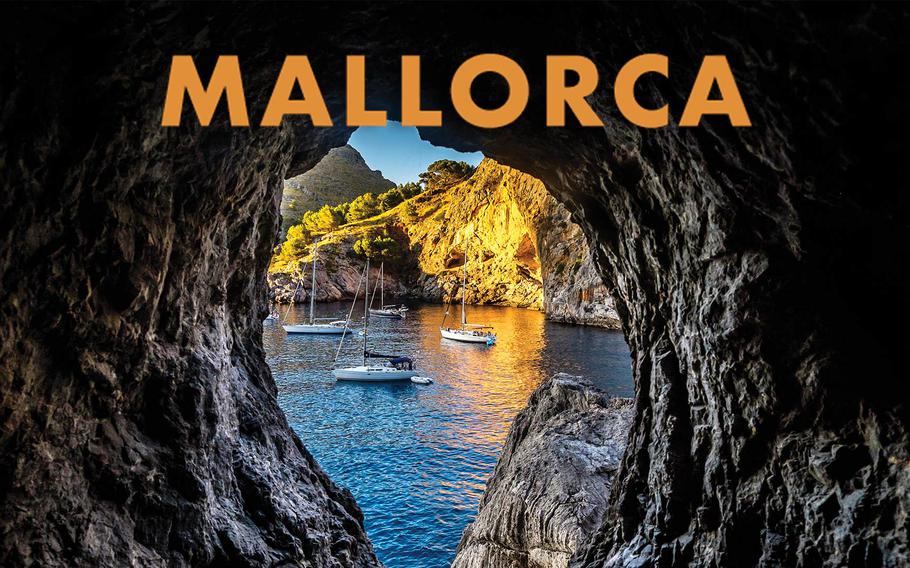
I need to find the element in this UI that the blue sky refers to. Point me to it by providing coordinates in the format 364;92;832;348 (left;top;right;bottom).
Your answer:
348;121;483;184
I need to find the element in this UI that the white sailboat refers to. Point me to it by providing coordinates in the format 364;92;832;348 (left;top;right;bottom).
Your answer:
440;239;497;345
368;261;408;319
283;243;349;335
333;258;419;382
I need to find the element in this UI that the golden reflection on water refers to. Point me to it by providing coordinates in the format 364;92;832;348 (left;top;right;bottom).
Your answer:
413;305;547;449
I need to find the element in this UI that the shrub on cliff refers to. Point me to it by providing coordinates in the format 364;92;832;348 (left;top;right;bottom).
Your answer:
353;228;403;263
419;160;475;190
301;204;345;235
347;193;380;222
402;201;420;223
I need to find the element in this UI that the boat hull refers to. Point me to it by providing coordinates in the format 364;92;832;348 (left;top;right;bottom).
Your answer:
369;309;404;319
283;324;348;335
332;366;416;381
440;327;496;343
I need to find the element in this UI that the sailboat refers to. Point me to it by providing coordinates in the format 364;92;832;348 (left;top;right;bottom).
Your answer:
369;261;408;319
440;239;497;345
333;258;419;381
282;242;349;335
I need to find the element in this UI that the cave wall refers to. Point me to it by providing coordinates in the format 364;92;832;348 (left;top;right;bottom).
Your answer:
1;2;908;567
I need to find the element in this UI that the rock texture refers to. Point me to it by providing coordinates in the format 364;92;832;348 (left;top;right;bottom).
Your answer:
281;144;395;233
271;159;621;327
453;375;633;568
0;6;380;567
1;3;908;568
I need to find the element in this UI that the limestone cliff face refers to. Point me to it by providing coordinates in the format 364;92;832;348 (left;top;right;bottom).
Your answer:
270;159;621;328
452;375;633;568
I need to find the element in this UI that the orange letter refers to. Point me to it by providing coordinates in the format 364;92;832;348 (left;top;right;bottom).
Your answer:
161;55;249;127
680;55;751;126
401;56;442;126
451;54;529;128
546;56;602;126
346;56;386;126
261;56;332;127
614;54;668;128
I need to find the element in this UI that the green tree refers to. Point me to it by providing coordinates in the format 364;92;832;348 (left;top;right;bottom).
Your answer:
347;192;379;222
418;160;475;190
377;187;404;211
279;224;312;259
398;182;422;199
353;229;402;261
301;204;345;235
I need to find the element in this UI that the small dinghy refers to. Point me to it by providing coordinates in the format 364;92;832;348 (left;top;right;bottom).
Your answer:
283;241;351;335
410;376;433;385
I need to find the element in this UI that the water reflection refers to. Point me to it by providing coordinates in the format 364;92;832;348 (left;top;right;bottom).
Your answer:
265;302;632;568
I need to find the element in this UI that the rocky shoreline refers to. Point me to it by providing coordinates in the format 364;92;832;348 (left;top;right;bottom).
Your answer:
452;375;634;568
268;268;620;329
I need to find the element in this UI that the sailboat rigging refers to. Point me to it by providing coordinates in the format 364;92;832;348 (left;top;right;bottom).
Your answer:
333;257;420;381
282;240;350;334
369;261;409;319
440;238;497;345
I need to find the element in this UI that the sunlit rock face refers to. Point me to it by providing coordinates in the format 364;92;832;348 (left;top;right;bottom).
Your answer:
270;158;620;327
1;3;908;568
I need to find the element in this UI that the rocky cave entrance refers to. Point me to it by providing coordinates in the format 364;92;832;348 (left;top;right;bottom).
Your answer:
264;120;632;566
2;3;907;568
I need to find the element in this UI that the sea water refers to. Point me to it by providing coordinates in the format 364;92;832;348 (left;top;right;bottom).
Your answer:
264;303;633;568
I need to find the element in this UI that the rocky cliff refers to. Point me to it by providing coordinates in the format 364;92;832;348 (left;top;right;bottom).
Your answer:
281;144;395;233
452;375;633;568
270;159;621;327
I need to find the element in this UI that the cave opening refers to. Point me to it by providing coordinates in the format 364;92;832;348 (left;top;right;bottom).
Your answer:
264;119;634;567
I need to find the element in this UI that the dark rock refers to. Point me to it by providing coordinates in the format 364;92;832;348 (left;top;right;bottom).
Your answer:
452;375;633;568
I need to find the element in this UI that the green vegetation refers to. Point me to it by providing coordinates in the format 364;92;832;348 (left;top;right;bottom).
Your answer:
419;160;475;191
281;145;395;232
353;227;403;262
289;182;424;245
272;161;476;272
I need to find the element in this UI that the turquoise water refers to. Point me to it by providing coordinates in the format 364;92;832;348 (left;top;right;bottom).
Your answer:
264;303;632;568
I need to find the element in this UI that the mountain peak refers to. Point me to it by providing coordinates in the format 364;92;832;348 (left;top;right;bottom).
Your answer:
281;145;395;232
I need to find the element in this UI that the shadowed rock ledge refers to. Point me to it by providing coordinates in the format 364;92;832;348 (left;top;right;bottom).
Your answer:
453;375;633;568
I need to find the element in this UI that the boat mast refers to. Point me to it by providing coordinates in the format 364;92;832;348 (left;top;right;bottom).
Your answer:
363;257;369;365
309;241;318;324
380;261;384;307
461;240;468;329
